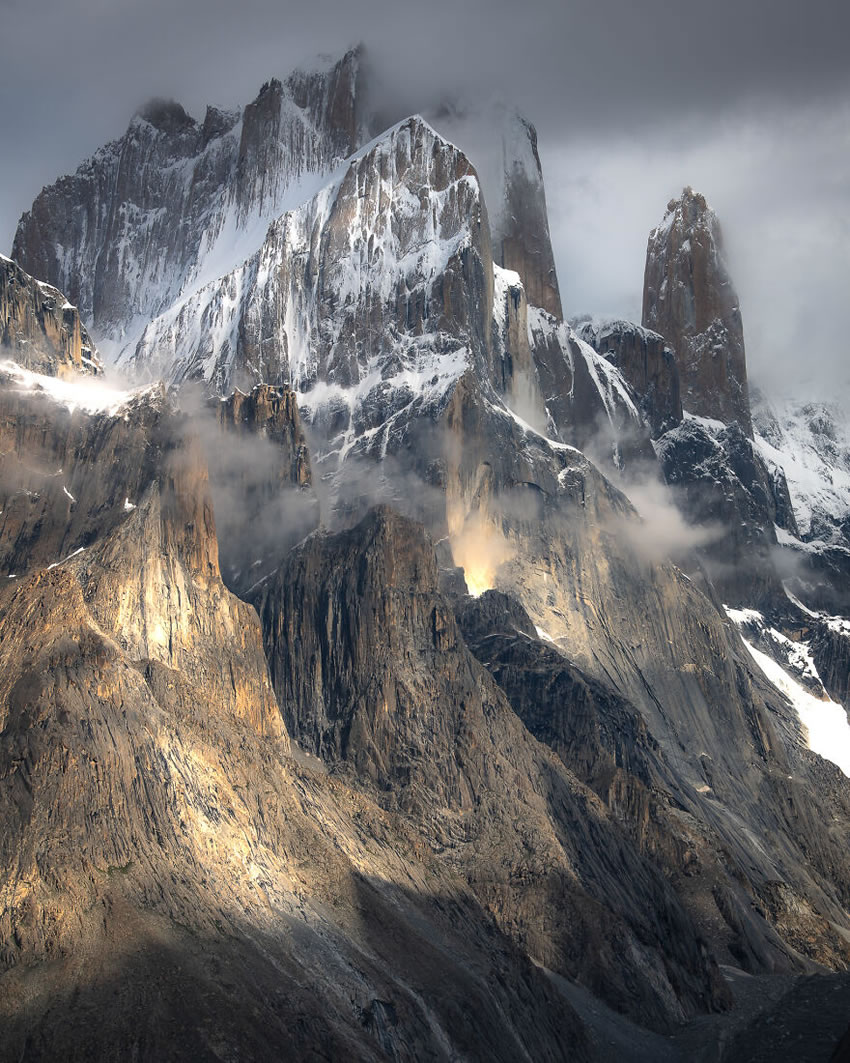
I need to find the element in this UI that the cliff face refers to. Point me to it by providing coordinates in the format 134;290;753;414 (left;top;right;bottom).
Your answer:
642;187;752;436
1;255;100;376
210;383;318;593
12;49;369;352
0;372;280;737
439;377;850;979
458;588;850;980
490;272;653;473
1;377;602;1063
655;417;791;608
490;114;563;319
253;506;729;1029
577;318;682;438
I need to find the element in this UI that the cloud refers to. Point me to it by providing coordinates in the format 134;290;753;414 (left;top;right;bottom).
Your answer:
616;475;723;565
544;98;850;398
176;384;319;591
449;512;515;597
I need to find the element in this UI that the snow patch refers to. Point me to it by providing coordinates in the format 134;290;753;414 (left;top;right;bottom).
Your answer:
0;360;153;416
743;638;850;777
753;396;850;540
47;547;85;571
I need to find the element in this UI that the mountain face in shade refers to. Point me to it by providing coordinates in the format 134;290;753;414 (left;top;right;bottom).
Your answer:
489;113;563;320
1;255;101;376
4;44;850;1063
576;318;682;438
12;49;370;359
642;187;752;437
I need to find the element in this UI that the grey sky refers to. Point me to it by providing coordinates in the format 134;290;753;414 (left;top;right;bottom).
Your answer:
2;0;848;394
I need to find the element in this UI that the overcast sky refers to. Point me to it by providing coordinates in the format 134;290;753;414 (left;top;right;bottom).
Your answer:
2;0;848;395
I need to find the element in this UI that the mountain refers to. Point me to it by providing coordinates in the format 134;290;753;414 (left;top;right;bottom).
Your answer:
1;254;101;376
12;48;371;362
643;187;752;437
4;46;850;1063
575;318;681;438
753;391;850;611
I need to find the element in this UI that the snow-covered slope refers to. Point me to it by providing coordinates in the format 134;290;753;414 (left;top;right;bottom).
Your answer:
12;49;370;361
125;116;493;469
527;304;651;470
726;605;850;777
753;392;850;543
0;359;148;415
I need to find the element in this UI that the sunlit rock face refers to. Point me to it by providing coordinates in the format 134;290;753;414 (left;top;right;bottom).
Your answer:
6;43;850;1063
0;385;602;1063
252;504;731;1030
1;255;101;377
643;187;752;437
0;372;281;738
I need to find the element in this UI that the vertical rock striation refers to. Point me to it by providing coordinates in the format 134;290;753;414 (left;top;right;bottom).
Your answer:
11;49;370;355
489;113;563;319
0;255;101;376
643;187;752;436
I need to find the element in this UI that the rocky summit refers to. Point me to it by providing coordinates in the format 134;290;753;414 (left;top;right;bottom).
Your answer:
3;45;850;1063
642;187;752;437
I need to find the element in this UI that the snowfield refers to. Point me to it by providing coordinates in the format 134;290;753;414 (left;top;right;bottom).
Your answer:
725;605;850;777
744;638;850;777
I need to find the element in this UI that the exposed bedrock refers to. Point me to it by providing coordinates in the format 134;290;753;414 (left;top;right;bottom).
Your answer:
643;187;752;436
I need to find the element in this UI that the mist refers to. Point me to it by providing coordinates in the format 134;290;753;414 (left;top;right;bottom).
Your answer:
177;384;319;592
616;476;723;566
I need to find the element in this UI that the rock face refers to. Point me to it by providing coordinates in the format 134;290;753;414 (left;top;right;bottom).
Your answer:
576;318;682;438
0;378;602;1063
0;374;280;737
0;367;163;578
458;588;850;982
655;417;795;607
489;114;563;319
208;384;318;593
643;187;752;436
437;379;850;983
253;506;729;1030
0;255;100;376
12;49;370;356
489;270;652;472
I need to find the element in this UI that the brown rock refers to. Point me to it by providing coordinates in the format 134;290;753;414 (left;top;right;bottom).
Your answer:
0;255;101;377
642;187;752;436
491;116;563;319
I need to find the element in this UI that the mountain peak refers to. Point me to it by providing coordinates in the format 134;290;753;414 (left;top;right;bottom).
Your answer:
643;186;752;435
135;97;196;134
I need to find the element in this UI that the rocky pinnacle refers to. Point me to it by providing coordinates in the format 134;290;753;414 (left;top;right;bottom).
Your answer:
642;187;752;436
